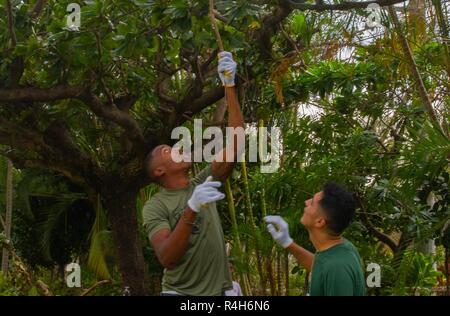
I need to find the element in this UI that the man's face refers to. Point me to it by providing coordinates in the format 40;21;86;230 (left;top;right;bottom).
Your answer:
150;144;192;179
229;263;235;274
300;191;327;230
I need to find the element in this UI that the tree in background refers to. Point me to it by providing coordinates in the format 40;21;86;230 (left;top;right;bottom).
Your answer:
0;0;448;295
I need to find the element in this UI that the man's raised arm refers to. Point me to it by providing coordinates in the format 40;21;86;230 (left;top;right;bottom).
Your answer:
212;52;245;182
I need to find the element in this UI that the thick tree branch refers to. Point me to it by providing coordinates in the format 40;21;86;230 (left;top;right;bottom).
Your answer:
156;78;177;105
0;149;85;184
201;49;219;73
253;0;294;61
115;94;139;113
0;132;36;152
78;91;147;152
179;63;207;110
157;49;223;130
0;117;51;152
0;85;147;175
43;121;99;170
151;84;225;150
0;84;144;154
187;86;225;115
30;0;48;18
360;211;398;253
0;85;84;102
355;194;398;253
0;116;103;187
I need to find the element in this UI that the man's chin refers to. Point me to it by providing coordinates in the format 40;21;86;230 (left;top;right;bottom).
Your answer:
300;216;306;227
170;155;192;167
177;161;192;169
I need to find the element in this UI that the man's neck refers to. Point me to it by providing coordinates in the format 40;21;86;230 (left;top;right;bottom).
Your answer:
308;229;343;252
162;170;190;190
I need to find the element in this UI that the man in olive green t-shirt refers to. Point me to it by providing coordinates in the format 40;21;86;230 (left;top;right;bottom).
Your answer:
264;183;366;296
142;52;244;296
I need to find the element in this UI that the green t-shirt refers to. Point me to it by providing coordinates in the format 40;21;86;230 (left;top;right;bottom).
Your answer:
142;166;232;296
309;239;366;296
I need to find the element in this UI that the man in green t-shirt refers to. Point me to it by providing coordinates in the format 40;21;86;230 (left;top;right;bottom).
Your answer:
264;183;366;296
142;52;244;296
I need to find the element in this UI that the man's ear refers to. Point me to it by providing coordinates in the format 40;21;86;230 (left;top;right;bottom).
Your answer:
315;216;327;229
153;167;165;178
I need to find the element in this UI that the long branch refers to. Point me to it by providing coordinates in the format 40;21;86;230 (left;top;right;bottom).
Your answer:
0;84;147;156
188;86;225;114
78;91;146;150
388;6;445;135
0;85;84;102
30;0;48;18
0;149;85;185
253;0;294;61
0;118;100;185
356;194;398;252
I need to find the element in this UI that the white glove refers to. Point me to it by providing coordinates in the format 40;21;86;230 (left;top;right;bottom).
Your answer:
188;176;225;213
218;51;237;87
264;215;294;249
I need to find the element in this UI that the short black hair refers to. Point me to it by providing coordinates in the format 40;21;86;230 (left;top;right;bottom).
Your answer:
319;182;356;236
144;150;158;183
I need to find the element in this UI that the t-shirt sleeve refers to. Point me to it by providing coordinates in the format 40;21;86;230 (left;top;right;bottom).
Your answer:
142;197;170;241
191;165;217;186
323;264;356;296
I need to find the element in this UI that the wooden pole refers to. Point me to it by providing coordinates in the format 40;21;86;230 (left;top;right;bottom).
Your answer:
209;0;224;52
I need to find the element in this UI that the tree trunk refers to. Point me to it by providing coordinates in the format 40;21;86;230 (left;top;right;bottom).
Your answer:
104;189;149;296
1;159;13;273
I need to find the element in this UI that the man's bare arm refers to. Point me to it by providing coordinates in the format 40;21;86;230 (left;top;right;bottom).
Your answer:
211;86;244;182
151;178;225;269
150;207;197;269
286;242;315;273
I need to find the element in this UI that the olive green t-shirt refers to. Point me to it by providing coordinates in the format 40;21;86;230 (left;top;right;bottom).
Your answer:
309;239;366;296
142;166;232;296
